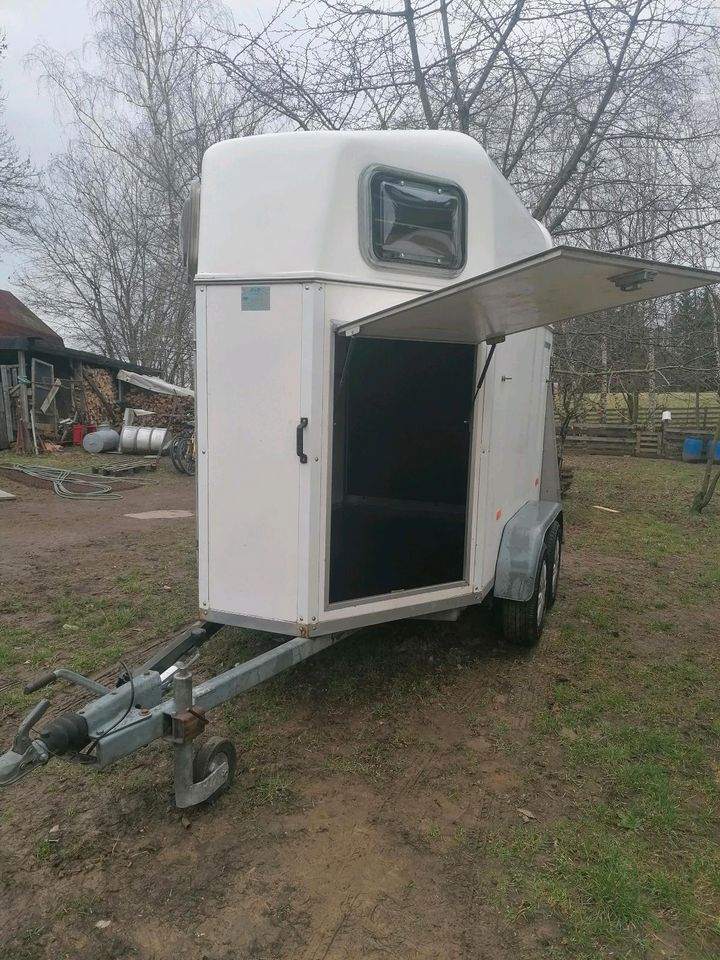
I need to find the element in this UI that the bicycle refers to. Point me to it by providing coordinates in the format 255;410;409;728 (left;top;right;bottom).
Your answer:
170;421;196;476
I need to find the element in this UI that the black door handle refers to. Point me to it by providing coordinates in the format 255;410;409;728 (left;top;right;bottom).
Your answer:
296;417;308;463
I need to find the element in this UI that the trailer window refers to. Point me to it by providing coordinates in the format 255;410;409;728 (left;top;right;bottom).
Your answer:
369;171;465;270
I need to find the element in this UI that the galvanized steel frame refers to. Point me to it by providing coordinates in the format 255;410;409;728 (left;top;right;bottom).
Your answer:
93;632;354;770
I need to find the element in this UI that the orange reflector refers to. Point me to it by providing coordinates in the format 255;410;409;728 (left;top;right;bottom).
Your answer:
535;477;539;486
496;509;502;520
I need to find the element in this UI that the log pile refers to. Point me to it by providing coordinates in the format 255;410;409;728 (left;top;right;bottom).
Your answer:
78;364;194;431
83;366;118;424
121;388;194;428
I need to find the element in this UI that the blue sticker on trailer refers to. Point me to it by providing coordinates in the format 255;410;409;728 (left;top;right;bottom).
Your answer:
241;285;270;310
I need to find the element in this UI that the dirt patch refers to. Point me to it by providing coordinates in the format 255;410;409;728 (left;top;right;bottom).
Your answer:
0;462;194;573
1;454;720;960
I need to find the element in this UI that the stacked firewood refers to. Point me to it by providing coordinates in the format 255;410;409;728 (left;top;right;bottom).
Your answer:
121;388;194;428
82;366;118;424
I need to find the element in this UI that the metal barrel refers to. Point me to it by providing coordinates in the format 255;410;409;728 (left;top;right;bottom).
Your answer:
118;424;170;455
82;428;120;453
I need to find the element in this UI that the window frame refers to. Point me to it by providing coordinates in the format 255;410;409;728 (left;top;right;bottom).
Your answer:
359;164;467;277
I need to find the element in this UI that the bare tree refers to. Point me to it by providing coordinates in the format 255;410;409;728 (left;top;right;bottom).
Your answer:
690;410;720;513
210;0;718;233
209;0;720;432
20;0;259;381
17;0;720;403
19;145;190;373
0;33;35;247
550;56;720;426
36;0;260;205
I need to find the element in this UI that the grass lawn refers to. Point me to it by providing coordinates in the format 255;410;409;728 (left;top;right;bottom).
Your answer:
480;456;720;958
0;453;719;959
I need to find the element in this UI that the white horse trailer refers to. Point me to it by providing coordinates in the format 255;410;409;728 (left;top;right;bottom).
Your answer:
2;130;719;806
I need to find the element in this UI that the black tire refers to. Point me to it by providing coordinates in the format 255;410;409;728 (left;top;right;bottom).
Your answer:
169;435;184;474
545;521;562;609
501;546;550;647
193;737;237;800
179;436;196;476
170;435;195;476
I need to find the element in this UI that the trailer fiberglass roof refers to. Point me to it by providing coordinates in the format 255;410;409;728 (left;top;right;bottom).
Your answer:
334;246;720;343
196;130;551;284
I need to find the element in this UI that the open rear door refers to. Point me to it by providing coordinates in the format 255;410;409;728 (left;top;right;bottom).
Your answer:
334;246;720;343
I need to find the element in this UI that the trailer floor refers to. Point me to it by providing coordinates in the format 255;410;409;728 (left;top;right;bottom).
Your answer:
1;453;719;960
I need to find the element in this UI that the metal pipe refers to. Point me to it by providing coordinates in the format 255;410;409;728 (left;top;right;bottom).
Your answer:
191;633;350;713
0;631;358;789
173;669;195;805
173;668;193;712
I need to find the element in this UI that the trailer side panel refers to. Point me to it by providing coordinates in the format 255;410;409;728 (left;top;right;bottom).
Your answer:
199;283;304;624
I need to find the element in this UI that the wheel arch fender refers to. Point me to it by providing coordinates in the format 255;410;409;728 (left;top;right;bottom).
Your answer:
494;501;563;603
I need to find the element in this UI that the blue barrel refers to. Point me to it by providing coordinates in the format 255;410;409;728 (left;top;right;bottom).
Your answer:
683;437;704;462
706;439;720;463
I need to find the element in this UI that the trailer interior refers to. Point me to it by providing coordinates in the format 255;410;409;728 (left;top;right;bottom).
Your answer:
328;336;476;603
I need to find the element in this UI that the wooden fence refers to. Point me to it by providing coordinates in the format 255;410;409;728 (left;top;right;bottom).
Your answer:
560;424;717;460
573;405;718;429
559;424;635;457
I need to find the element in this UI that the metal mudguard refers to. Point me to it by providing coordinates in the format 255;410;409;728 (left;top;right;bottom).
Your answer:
494;500;562;603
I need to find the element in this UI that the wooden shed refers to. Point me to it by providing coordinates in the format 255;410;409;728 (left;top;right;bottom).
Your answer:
0;290;157;450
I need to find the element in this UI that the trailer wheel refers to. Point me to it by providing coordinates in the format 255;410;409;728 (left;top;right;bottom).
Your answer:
544;521;562;609
193;737;237;799
501;546;549;647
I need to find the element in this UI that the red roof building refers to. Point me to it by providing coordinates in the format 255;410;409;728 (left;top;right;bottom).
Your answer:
0;290;65;346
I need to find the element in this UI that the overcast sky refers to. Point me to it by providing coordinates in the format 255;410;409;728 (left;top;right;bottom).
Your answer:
0;0;261;292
